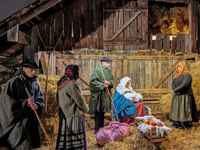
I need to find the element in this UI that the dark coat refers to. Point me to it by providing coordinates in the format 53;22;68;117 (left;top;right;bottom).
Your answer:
0;74;44;149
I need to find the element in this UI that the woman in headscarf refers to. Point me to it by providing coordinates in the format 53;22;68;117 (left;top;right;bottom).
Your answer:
113;77;148;123
170;61;198;129
56;65;89;150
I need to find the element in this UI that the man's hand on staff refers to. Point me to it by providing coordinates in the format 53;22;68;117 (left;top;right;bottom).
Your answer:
103;80;110;85
27;96;38;110
103;80;110;88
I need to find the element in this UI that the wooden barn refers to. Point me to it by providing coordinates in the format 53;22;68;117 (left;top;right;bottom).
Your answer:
1;0;200;149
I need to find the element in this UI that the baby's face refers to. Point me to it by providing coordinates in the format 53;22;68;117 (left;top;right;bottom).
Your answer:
125;80;131;88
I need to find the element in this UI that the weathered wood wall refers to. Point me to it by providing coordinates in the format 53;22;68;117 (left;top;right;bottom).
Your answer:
36;0;149;51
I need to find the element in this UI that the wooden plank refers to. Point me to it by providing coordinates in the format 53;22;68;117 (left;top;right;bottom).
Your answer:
134;88;172;93
96;0;101;49
156;34;162;51
80;0;88;48
110;11;142;40
143;61;178;98
168;60;173;88
108;6;114;50
142;9;148;42
18;31;31;45
162;60;168;88
180;34;186;53
103;6;109;50
103;7;148;11
63;3;72;49
140;60;145;89
171;37;177;54
163;34;170;52
57;58;63;77
130;1;136;51
176;34;181;52
62;54;183;60
143;97;162;101
143;101;160;104
20;0;62;25
137;0;142;49
124;1;130;50
135;60;140;89
123;59;128;77
189;0;197;53
41;52;48;75
7;19;19;42
54;10;64;51
185;34;192;52
150;138;166;144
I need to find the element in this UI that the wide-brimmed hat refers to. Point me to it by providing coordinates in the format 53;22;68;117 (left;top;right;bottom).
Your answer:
22;59;39;68
100;56;113;62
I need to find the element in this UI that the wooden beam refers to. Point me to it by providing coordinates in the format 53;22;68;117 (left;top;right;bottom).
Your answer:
18;31;31;45
110;11;142;40
103;7;148;11
134;88;172;94
62;54;183;60
0;27;7;38
7;19;19;42
20;0;62;25
41;51;48;75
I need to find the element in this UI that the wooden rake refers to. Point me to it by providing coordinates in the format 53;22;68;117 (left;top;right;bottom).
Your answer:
19;75;54;150
99;65;119;122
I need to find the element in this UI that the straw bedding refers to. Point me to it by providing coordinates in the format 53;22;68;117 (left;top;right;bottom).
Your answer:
36;70;200;150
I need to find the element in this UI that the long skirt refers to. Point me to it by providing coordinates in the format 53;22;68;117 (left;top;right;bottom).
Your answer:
56;114;87;150
169;94;198;123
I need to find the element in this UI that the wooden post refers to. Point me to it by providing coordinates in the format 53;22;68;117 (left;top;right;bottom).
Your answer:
150;33;153;54
156;34;162;51
176;34;181;52
163;33;170;52
189;0;197;53
171;37;177;55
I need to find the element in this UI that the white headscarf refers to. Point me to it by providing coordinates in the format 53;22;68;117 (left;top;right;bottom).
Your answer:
116;77;133;95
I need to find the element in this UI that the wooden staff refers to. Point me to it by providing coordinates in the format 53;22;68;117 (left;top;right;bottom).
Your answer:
100;65;119;122
19;75;54;150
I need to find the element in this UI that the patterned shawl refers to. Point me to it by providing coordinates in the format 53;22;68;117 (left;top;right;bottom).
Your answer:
58;65;79;90
173;61;190;79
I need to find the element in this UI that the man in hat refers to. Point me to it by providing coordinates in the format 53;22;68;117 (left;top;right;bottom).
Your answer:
0;59;45;150
88;56;115;134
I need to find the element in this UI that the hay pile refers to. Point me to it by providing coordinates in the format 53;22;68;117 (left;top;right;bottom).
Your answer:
149;4;189;35
161;120;200;150
159;93;173;118
190;61;200;111
36;74;61;149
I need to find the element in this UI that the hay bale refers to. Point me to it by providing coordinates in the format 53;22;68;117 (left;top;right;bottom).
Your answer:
160;93;173;118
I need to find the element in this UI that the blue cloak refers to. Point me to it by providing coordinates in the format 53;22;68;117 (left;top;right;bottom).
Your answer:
113;90;148;122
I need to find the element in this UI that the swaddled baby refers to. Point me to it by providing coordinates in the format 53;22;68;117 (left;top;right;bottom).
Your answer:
124;88;143;102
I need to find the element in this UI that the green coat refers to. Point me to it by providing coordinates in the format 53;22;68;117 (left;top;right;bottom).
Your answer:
88;65;114;115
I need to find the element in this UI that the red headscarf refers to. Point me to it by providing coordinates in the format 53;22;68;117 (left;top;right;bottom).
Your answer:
173;61;190;79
